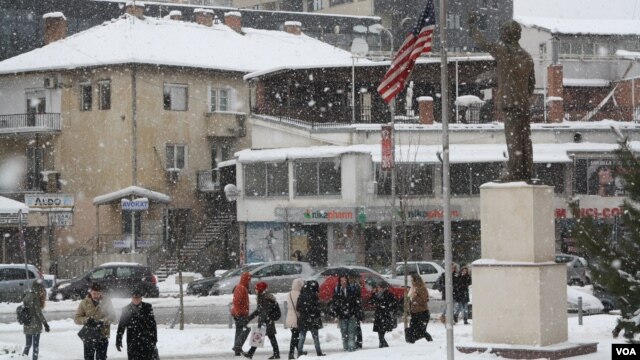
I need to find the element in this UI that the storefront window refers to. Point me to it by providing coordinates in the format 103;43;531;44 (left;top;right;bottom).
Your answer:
574;158;626;196
451;162;502;195
295;159;341;196
244;162;288;197
377;163;434;196
533;163;565;194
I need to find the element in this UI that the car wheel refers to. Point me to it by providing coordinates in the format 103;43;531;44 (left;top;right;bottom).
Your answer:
569;279;584;287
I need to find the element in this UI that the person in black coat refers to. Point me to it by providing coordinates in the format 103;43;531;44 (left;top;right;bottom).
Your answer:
116;289;158;360
453;266;471;324
332;276;361;352
244;282;280;359
296;280;325;357
368;282;397;348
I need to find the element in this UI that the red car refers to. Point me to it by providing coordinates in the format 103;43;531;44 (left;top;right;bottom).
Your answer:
312;267;406;312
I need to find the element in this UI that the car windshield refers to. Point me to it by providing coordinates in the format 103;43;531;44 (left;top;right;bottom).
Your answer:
221;264;262;279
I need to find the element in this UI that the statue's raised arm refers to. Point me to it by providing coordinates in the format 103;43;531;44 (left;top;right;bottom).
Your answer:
467;12;535;182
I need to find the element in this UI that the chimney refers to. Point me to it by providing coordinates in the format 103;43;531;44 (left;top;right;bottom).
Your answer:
194;8;214;27
547;64;564;123
169;10;182;21
418;96;435;124
43;12;67;45
284;21;302;36
224;12;242;33
125;1;145;19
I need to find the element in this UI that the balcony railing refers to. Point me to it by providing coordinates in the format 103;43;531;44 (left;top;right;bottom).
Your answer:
0;113;62;132
197;170;220;192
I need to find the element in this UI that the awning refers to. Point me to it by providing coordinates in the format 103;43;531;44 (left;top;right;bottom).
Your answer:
93;186;171;206
0;195;29;214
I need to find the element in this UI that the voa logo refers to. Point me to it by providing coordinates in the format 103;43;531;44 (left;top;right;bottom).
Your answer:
613;344;640;358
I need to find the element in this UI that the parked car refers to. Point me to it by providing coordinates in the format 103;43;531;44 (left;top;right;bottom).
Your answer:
555;254;589;286
49;262;159;301
313;267;406;312
341;265;407;287
592;284;619;313
392;261;445;288
0;264;42;303
209;261;315;295
187;265;254;296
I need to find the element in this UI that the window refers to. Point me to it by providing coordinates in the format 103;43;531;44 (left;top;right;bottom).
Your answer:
90;268;113;280
116;266;134;278
80;82;92;111
0;268;35;280
295;159;341;196
418;263;439;275
98;80;111;110
163;83;188;111
446;14;460;30
574;158;625;196
539;43;547;60
166;144;186;169
26;90;46;114
210;88;229;112
377;163;434;196
244;162;288;197
451;162;502;196
122;211;142;237
26;147;44;191
282;263;302;275
533;163;564;194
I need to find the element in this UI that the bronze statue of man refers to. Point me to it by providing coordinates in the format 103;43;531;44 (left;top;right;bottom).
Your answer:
468;12;535;182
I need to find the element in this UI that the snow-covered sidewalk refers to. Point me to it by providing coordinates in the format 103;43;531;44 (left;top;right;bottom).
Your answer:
0;314;625;359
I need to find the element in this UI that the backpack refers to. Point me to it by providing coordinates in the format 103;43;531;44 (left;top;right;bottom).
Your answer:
270;300;281;321
16;304;32;325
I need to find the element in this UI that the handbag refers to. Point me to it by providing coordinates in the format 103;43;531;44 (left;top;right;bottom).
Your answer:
249;325;266;348
78;323;102;342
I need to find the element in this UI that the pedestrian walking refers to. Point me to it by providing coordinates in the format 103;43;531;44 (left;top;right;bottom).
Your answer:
296;280;325;357
349;276;364;349
243;282;280;359
115;288;158;360
332;276;361;352
21;281;50;360
74;283;116;360
286;278;306;360
406;273;433;343
232;272;252;356
435;263;458;324
453;266;471;325
368;282;397;348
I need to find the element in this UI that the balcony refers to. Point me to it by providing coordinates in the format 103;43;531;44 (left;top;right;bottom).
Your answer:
197;170;219;192
205;112;245;138
0;113;62;134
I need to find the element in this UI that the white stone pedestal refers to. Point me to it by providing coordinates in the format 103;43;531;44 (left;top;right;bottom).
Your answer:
472;183;568;346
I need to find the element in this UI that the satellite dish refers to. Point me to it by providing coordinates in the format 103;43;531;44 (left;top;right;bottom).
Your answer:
224;184;240;202
350;37;369;57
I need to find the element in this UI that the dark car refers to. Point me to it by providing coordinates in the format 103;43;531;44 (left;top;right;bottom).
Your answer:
49;262;159;301
592;284;619;313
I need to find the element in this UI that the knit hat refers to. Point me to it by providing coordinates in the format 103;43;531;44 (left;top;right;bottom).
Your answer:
255;281;268;293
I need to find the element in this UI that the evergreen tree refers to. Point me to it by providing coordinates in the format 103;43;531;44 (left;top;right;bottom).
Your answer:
572;139;640;341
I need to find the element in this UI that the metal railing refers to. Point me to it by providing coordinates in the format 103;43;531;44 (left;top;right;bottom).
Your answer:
0;113;61;131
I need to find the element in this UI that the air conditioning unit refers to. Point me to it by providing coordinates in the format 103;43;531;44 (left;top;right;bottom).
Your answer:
43;77;58;89
166;169;181;183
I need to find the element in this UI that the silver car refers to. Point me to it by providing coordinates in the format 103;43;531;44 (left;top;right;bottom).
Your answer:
209;261;315;295
0;264;42;303
555;254;589;286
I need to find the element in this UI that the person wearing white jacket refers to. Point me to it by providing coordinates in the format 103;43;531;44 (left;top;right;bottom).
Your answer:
286;278;305;360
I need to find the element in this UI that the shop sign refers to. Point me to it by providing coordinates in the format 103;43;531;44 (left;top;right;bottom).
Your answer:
24;194;74;209
121;198;149;211
275;207;356;223
113;239;131;248
555;207;622;219
381;125;393;170
365;206;462;222
48;212;73;226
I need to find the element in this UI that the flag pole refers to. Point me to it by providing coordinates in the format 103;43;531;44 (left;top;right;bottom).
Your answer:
439;0;454;358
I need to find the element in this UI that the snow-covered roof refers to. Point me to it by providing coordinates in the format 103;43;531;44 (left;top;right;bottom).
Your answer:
564;78;611;87
516;16;640;36
235;141;640;165
0;196;29;214
93;185;171;205
0;14;360;75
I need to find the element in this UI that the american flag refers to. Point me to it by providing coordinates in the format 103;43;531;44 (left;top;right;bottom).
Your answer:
377;0;436;103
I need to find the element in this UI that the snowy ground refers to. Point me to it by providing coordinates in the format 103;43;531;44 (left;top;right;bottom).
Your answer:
0;313;627;359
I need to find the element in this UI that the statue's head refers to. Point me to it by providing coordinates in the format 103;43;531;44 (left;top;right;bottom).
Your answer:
499;20;521;44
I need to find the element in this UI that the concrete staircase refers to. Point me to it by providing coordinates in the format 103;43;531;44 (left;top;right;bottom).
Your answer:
155;214;235;280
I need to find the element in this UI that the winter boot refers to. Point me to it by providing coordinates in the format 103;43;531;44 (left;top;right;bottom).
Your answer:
425;332;433;342
242;351;253;359
268;355;280;359
439;314;446;324
453;315;458;323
